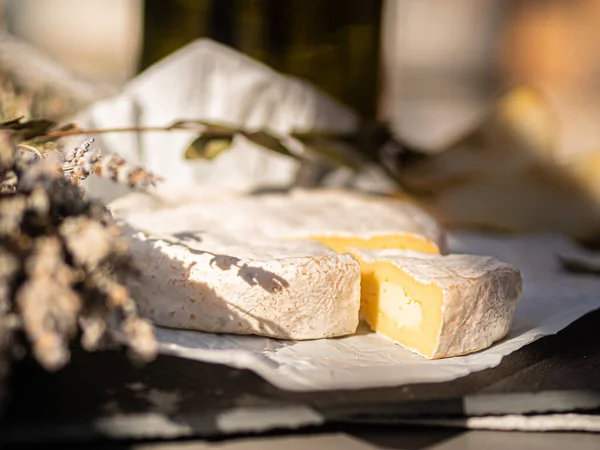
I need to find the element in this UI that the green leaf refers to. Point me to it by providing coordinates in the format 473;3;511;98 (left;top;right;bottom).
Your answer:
291;130;355;141
184;134;234;160
241;131;300;160
295;136;363;171
0;116;25;128
170;119;240;135
0;117;56;141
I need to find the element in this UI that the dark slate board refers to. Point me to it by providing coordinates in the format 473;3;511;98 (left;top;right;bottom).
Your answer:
1;307;600;444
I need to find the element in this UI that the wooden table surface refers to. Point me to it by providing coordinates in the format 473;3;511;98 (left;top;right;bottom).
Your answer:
0;305;599;448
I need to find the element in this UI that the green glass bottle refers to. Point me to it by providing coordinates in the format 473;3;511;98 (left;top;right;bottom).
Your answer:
139;0;383;120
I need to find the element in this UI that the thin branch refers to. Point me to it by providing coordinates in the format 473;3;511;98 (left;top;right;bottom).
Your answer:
44;124;235;139
43;124;355;141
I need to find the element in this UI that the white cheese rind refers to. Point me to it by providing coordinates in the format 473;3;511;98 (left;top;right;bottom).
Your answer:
353;249;523;358
266;190;445;247
123;226;361;340
113;188;446;252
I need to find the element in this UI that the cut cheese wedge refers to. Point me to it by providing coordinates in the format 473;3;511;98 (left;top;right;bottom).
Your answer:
114;188;446;256
350;248;522;359
121;225;361;340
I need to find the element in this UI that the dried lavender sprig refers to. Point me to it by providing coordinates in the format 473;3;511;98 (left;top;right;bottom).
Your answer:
16;235;81;369
65;147;102;183
63;139;162;189
0;130;160;371
64;137;94;163
92;153;162;189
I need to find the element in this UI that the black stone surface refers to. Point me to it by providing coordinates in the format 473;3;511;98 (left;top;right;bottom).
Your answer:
1;307;600;444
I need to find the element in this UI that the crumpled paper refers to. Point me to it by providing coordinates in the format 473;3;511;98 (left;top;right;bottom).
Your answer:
71;38;387;203
142;230;600;392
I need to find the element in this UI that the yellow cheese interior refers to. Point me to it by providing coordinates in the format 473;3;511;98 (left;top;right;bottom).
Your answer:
304;232;443;357
359;259;443;358
308;234;440;255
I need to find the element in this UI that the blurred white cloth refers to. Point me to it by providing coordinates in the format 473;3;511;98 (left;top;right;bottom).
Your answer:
71;39;362;201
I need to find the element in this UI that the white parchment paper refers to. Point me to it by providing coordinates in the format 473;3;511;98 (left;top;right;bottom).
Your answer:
149;231;600;392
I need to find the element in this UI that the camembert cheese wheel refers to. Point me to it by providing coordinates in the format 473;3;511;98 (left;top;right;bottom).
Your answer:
122;226;361;340
351;248;522;359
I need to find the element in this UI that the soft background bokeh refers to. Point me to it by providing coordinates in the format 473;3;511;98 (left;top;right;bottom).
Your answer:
2;0;600;156
1;0;142;84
